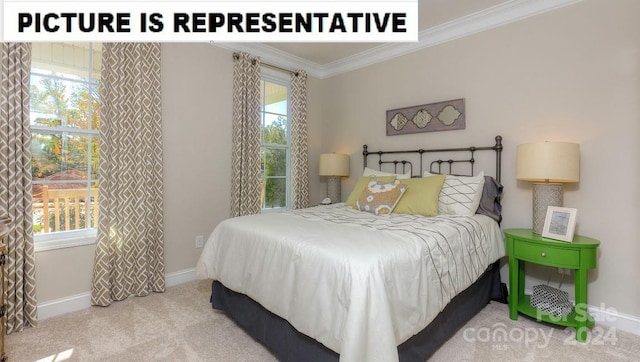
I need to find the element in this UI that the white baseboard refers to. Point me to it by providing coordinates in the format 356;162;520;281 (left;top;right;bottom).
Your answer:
37;291;92;320
37;268;198;320
520;288;640;337
590;305;640;336
165;267;197;287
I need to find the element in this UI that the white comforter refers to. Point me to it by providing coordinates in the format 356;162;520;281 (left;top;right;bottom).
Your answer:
196;204;505;362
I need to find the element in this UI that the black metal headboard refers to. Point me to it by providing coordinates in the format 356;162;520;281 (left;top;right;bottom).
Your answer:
363;135;503;183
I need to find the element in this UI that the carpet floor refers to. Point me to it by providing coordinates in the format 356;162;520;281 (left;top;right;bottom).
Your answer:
6;280;640;361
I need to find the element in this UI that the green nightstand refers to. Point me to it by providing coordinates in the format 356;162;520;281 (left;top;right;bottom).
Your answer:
505;228;600;342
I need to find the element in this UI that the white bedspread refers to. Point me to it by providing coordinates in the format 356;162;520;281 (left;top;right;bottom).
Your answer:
196;204;505;362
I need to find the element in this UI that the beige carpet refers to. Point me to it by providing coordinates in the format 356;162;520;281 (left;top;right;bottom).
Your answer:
6;280;640;361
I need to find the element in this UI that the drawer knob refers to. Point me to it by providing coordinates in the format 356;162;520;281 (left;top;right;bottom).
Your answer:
541;252;546;257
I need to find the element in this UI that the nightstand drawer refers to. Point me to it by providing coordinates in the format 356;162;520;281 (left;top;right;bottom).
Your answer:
513;242;579;268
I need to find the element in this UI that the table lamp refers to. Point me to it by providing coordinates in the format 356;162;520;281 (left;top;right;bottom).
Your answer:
516;141;580;234
319;153;350;203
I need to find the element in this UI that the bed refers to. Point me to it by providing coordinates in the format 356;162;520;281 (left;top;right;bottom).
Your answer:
197;136;507;362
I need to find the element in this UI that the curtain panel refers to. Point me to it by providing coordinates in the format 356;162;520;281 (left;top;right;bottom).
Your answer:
290;70;309;209
91;43;165;307
230;52;262;217
0;42;38;333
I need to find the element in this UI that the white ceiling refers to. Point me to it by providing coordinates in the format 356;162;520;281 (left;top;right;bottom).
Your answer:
267;0;507;65
216;0;582;78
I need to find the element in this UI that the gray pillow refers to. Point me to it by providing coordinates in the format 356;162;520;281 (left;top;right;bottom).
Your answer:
476;176;503;224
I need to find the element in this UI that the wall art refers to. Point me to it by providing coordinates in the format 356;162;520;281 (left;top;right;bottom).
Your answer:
386;98;465;136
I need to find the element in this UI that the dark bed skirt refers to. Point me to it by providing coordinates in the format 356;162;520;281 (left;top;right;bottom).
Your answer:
211;261;507;362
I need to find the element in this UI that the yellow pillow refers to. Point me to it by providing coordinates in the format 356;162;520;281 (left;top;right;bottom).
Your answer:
345;175;396;208
393;175;446;216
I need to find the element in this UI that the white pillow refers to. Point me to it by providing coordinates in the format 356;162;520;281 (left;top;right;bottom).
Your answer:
363;167;411;179
423;171;485;216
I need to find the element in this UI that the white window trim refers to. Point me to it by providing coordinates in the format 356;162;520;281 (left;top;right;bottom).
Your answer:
35;229;97;252
31;125;100;136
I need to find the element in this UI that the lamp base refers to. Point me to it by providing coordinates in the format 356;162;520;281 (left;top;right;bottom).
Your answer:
326;176;342;204
532;183;563;234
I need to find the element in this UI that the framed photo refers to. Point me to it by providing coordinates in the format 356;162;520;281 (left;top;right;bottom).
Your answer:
542;206;577;242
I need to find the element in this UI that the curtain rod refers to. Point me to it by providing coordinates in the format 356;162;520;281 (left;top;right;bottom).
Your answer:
232;52;299;76
263;62;299;76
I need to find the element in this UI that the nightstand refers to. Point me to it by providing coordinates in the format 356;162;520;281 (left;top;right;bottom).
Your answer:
505;228;600;342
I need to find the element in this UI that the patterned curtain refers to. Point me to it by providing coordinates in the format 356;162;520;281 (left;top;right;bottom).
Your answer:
91;43;164;307
0;43;38;333
290;70;309;209
230;52;262;217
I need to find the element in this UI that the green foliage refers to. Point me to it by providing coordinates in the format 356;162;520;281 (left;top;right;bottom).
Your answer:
263;116;288;208
30;74;100;180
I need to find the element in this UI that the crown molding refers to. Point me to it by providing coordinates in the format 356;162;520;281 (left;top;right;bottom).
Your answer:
212;42;320;73
213;0;583;79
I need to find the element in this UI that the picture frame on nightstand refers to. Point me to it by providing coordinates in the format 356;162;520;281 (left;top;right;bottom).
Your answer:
542;206;577;242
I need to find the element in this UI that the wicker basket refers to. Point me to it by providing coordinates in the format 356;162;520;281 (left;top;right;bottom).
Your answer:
530;284;573;318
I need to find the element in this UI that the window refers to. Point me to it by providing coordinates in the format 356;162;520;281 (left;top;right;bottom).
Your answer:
260;72;291;210
30;43;101;248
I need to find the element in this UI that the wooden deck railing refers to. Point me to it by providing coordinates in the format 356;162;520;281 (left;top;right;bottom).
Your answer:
34;186;99;233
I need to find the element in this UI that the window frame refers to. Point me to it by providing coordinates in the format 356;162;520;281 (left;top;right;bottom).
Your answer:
30;43;101;252
260;69;292;212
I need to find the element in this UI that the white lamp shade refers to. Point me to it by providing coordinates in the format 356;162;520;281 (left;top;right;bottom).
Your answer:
319;153;350;177
516;142;580;183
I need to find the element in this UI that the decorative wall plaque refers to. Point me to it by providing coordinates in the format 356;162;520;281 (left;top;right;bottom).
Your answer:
386;98;465;136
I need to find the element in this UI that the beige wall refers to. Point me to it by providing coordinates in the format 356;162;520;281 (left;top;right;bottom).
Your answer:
35;245;95;301
35;0;640;320
161;43;234;275
35;43;238;303
314;0;640;316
